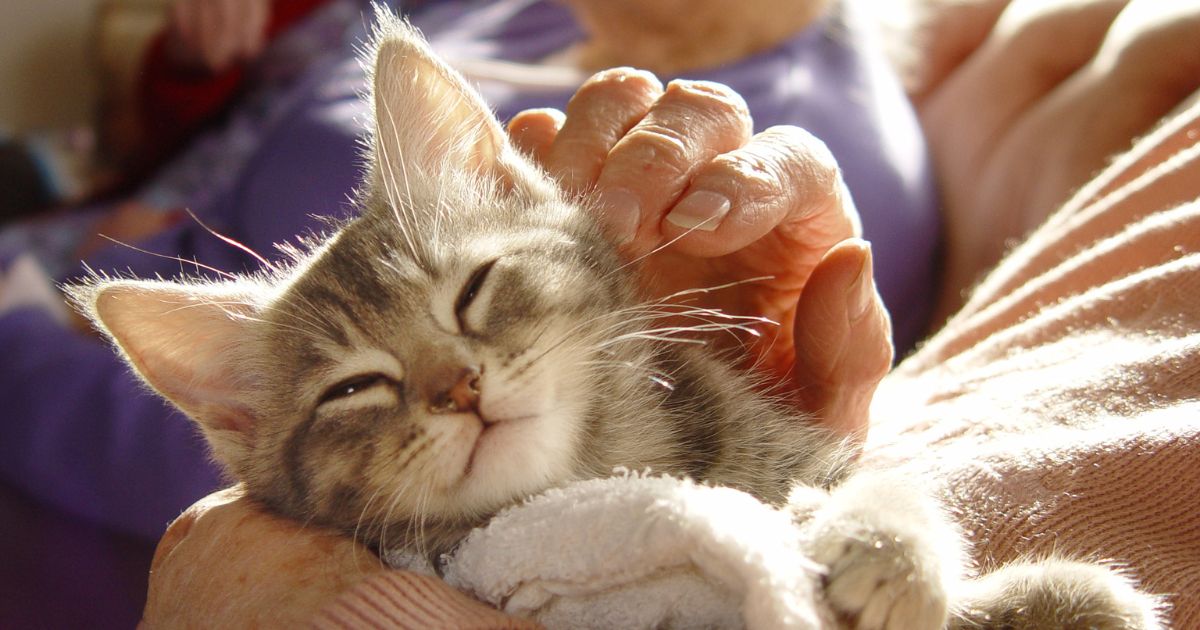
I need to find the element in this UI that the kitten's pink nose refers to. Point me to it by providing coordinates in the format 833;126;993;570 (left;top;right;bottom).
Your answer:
427;366;482;414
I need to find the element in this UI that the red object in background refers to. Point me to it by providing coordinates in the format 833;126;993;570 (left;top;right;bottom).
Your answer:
136;0;331;165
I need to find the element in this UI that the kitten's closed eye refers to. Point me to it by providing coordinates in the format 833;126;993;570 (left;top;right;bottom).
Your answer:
456;259;497;333
318;373;397;407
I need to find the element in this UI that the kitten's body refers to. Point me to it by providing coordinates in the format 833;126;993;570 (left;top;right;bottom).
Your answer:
73;12;1162;629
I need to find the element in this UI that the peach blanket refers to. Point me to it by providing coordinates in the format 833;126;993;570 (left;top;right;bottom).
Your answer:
860;100;1200;628
303;100;1200;628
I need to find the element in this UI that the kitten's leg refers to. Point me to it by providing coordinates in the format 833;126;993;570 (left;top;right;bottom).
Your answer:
790;469;965;630
950;558;1165;630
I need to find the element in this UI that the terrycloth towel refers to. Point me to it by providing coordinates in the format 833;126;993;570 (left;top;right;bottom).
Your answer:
438;473;826;629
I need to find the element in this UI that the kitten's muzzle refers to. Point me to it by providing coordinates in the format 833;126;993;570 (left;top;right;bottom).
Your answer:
426;365;482;415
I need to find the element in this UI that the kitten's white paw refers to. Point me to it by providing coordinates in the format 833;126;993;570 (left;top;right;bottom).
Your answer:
796;471;961;630
813;527;949;630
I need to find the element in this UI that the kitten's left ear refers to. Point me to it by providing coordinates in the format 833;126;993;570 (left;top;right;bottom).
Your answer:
67;279;264;469
367;11;548;195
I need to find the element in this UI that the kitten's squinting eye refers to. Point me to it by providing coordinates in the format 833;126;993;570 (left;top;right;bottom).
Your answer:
317;373;393;406
455;259;497;330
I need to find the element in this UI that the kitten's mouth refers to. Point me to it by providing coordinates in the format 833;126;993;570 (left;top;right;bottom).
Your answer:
461;413;536;479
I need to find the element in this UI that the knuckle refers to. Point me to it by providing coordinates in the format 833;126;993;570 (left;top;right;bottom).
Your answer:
760;125;840;178
616;125;693;177
710;151;780;194
663;79;751;124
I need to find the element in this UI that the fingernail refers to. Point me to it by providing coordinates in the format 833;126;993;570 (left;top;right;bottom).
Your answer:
666;191;730;232
848;243;874;322
596;188;641;245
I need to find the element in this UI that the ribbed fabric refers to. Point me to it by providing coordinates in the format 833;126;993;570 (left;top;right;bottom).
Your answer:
865;99;1200;628
311;571;541;630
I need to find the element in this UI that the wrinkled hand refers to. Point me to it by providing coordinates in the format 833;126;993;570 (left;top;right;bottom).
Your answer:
141;486;387;626
909;0;1200;320
510;69;892;436
165;0;270;73
143;486;535;626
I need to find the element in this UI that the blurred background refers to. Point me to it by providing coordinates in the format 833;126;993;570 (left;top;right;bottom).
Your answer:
2;0;172;221
2;6;188;628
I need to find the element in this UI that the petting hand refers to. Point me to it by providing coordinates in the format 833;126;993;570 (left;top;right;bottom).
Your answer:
909;0;1200;321
510;69;893;437
165;0;271;73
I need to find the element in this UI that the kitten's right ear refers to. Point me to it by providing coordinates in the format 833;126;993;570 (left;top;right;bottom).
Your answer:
365;9;554;199
68;279;263;466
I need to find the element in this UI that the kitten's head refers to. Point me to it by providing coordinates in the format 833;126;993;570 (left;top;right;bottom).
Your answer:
72;14;639;548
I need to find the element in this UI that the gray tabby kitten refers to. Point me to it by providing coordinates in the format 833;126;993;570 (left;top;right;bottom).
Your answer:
72;13;1161;630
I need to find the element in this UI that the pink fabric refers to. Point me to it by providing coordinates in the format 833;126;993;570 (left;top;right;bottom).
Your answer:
315;100;1200;630
312;571;541;630
863;100;1200;627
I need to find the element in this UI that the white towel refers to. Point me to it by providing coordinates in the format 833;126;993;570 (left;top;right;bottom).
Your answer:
423;472;831;629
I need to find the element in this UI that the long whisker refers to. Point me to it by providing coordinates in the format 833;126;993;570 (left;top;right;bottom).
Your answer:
96;235;237;280
183;208;277;272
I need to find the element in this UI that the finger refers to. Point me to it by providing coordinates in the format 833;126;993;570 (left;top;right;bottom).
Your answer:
241;0;270;59
196;1;227;71
985;0;1200;224
922;0;1129;185
790;239;892;439
222;0;251;61
216;0;246;62
169;1;193;44
924;0;1132;319
168;1;199;65
904;0;1013;102
659;125;858;258
508;108;565;166
593;79;752;250
205;0;240;71
545;67;663;192
1096;0;1200;95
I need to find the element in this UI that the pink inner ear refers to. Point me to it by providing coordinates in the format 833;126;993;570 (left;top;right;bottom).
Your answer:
372;27;513;185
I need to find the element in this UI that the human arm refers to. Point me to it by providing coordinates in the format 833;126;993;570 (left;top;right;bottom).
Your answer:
898;0;1200;322
132;0;330;168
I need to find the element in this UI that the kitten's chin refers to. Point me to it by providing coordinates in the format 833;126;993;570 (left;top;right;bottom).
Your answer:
433;408;579;511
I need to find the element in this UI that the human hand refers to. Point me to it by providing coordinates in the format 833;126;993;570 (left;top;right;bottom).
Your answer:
141;486;388;626
509;69;892;436
144;486;536;626
908;0;1200;321
164;0;271;73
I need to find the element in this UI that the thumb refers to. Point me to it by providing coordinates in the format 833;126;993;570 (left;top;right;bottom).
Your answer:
790;239;892;440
